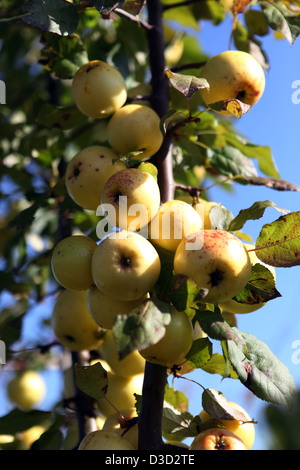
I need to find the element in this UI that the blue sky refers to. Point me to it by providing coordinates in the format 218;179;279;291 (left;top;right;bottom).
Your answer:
1;11;299;451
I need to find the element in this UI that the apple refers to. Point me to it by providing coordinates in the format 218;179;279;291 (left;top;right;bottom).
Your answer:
189;427;248;450
107;104;164;161
72;60;127;119
172;320;208;376
101;167;161;231
102;407;138;449
219;243;276;314
65;145;126;211
51;289;103;352
149;199;203;252
173;230;252;304
87;286;147;330
139;308;193;368
199;400;255;450
97;372;144;419
200;50;265;115
193;198;218;230
51;235;97;291
78;430;135;450
7;370;46;411
91;230;161;301
102;330;145;378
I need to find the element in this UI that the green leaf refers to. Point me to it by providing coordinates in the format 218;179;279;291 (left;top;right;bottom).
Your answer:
229;200;289;232
37;104;87;130
165;69;209;100
207;145;257;179
162;406;199;440
21;0;79;36
208;99;251;118
164;383;189;413
227;328;297;407
0;409;51;435
201;388;250;422
112;299;172;360
255;211;300;267
194;307;246;345
233;263;281;305
244;9;270;36
200;353;238;378
74;361;108;401
185;337;213;369
261;0;300;45
92;0;124;15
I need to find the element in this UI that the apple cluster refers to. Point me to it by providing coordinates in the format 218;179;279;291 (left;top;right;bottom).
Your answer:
48;56;271;450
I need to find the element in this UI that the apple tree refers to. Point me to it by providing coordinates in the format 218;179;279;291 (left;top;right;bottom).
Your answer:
0;0;300;451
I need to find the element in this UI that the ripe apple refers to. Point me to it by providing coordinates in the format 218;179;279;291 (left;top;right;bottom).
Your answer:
189;427;248;450
139;308;193;368
101;167;161;231
51;235;97;291
173;230;252;304
97;372;144;419
193;198;218;230
91;230;161;301
199;400;255;450
102;407;138;449
51;289;103;352
102;330;145;378
65;145;126;211
172;320;207;376
149;199;203;252
72;60;127;119
219;243;276;314
7;370;46;411
78;430;135;450
87;286;147;330
200;50;265;115
107;104;164;161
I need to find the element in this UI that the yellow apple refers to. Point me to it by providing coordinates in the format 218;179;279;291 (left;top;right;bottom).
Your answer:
200;50;265;115
91;230;161;301
97;372;144;419
190;427;248;450
101;167;161;231
107;104;164;161
219;243;276;314
193;198;218;230
102;407;138;449
173;230;252;304
72;60;127;119
199;400;255;450
149;199;203;252
139;308;193;368
51;289;103;352
78;429;135;450
65;145;126;211
7;370;46;411
51;235;97;291
87;286;147;330
102;330;145;378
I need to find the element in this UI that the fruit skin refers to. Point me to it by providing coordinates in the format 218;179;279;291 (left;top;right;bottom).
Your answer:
149;199;203;252
107;104;164;161
139;308;193;368
91;230;161;301
193;198;217;230
72;60;127;119
7;370;46;411
101;167;161;231
199;400;255;450
65;145;125;211
189;427;248;450
51;289;103;352
97;372;144;419
200;50;265;115
102;330;145;378
51;235;97;291
219;243;276;314
78;430;135;450
87;286;147;330
174;230;252;304
102;407;138;449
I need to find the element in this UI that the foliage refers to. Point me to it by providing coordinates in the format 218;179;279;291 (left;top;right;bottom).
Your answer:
0;0;300;451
